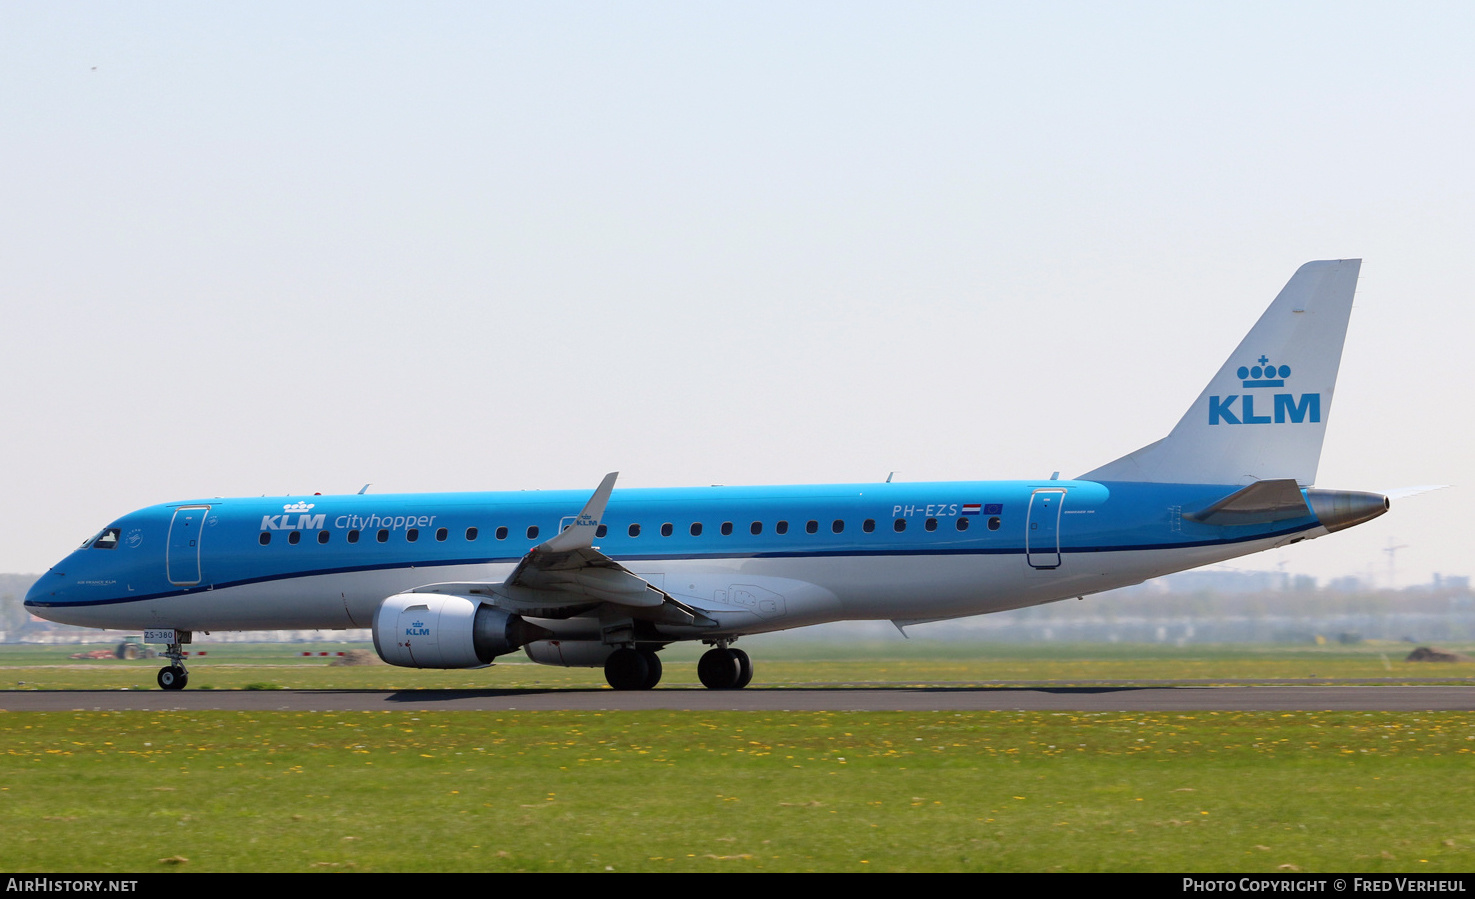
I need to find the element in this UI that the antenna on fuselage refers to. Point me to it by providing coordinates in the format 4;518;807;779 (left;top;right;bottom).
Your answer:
886;471;897;483
358;484;371;495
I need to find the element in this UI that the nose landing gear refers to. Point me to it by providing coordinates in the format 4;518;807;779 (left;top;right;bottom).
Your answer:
154;631;192;691
157;665;188;690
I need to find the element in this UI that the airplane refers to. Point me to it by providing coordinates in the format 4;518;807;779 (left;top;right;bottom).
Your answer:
25;259;1392;691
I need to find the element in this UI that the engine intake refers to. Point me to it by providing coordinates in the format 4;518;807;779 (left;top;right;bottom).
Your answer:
373;593;548;669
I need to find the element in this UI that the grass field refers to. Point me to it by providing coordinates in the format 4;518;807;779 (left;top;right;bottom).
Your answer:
3;641;1474;872
5;639;1475;691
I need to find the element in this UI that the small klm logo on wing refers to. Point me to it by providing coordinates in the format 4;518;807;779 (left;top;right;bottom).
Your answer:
1209;355;1320;426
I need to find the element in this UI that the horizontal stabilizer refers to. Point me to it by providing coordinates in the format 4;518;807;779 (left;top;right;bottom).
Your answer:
1185;478;1310;526
1379;484;1450;501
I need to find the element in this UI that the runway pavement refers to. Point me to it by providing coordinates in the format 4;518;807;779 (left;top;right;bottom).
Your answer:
4;684;1475;712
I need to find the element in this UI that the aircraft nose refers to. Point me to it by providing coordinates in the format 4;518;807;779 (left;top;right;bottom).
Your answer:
24;563;73;611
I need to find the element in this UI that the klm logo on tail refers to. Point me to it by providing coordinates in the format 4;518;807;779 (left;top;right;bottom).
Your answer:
1208;355;1320;426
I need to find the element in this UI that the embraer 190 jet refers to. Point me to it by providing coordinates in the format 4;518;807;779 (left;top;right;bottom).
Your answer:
26;260;1390;691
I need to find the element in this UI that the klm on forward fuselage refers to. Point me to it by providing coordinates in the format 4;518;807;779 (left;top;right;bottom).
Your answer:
24;259;1394;691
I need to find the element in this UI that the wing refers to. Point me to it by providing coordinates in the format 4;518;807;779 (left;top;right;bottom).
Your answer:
411;472;715;627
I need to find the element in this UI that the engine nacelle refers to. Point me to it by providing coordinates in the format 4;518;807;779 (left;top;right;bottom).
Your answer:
373;593;546;669
523;640;616;668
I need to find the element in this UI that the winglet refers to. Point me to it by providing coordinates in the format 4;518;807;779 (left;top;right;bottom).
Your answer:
542;472;618;553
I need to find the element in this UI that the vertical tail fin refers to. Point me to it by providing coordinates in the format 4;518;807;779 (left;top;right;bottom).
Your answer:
1081;259;1361;486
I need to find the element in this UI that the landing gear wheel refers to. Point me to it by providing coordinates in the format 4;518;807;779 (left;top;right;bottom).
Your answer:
638;649;663;689
732;648;753;689
698;647;743;690
605;648;659;690
157;666;188;691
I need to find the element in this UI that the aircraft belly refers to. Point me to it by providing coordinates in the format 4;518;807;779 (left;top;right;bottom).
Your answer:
645;534;1307;625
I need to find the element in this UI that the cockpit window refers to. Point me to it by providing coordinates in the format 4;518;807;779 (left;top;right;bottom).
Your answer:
91;528;121;549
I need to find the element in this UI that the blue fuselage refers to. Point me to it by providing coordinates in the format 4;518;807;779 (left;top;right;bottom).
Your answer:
26;479;1322;634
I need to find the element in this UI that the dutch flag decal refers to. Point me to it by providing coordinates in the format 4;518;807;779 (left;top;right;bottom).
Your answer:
961;504;982;515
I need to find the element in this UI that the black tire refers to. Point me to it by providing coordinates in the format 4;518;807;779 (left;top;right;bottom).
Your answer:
638;650;663;690
157;666;188;691
604;648;650;691
697;648;741;690
732;648;753;689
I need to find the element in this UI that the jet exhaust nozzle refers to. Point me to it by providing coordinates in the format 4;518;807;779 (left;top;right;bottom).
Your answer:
1305;489;1389;533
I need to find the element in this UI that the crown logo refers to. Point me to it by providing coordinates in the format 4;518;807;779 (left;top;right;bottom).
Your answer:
1237;355;1290;388
283;501;316;513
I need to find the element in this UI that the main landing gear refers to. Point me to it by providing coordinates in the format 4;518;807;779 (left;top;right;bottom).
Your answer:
601;643;755;690
603;647;663;690
156;633;191;691
697;645;753;690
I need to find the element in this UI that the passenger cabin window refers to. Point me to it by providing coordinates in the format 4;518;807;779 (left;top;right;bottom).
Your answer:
863;519;875;533
628;523;641;537
805;520;818;534
377;529;389;543
832;519;844;534
596;524;607;538
956;517;969;532
318;530;330;544
690;522;703;537
925;518;938;532
661;523;674;537
92;528;120;549
436;528;448;541
988;516;1001;531
894;519;907;533
288;531;301;545
721;521;733;536
406;528;419;542
776;520;789;535
526;526;539;540
750;522;762;535
496;526;508;540
466;527;479;541
348;529;360;543
259;533;271;546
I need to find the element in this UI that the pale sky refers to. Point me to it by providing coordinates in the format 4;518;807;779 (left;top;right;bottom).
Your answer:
2;2;1470;588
